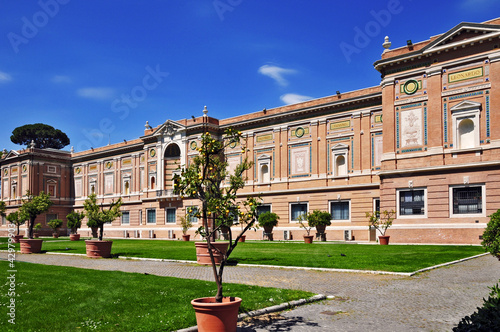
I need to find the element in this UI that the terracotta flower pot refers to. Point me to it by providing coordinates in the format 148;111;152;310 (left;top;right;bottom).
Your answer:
315;225;326;234
85;240;113;258
70;234;81;241
20;239;43;254
303;235;314;244
263;226;274;241
378;235;390;245
52;233;59;238
238;235;246;242
195;242;228;265
182;234;190;241
191;296;241;332
33;233;40;239
12;235;24;243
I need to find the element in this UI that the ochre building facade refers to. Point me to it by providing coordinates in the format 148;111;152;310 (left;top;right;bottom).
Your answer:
2;19;500;244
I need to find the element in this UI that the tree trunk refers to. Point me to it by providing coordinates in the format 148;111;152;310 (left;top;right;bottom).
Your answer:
17;225;20;236
99;226;104;241
28;217;35;239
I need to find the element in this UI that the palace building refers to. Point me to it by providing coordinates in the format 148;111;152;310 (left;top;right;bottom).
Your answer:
2;18;500;244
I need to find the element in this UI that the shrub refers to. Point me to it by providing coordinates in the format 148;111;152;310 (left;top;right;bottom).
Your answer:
258;212;279;228
66;211;85;234
482;209;500;259
306;210;332;227
48;219;63;232
453;281;500;331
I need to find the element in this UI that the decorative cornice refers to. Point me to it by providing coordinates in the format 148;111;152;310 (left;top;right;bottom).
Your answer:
441;83;490;97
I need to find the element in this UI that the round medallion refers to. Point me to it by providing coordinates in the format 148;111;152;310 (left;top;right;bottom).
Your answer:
3;169;8;176
150;149;156;157
229;140;237;149
22;165;27;172
295;127;305;138
75;167;81;174
190;141;198;150
105;162;112;169
403;80;419;95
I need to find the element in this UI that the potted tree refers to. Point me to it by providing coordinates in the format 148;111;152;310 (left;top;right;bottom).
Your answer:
173;128;260;332
482;209;500;260
19;191;52;254
298;215;314;243
366;209;395;245
6;211;28;243
258;211;279;241
48;219;63;238
67;210;85;241
307;210;332;241
83;193;122;258
180;215;192;241
33;223;42;238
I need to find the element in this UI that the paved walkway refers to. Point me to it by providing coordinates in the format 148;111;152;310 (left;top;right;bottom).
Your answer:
1;252;499;331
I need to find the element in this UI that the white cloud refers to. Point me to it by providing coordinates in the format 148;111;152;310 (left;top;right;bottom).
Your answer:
280;93;313;105
0;71;12;82
77;87;115;100
258;65;297;86
52;75;72;84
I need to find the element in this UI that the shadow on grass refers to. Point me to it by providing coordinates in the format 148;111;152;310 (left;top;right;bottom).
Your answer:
41;248;78;253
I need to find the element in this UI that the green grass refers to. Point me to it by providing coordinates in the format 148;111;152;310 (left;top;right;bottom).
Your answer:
0;261;313;331
1;238;485;272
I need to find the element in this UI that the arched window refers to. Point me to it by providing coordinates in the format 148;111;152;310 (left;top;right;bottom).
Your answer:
458;118;475;149
164;144;181;158
164;143;181;190
150;176;156;189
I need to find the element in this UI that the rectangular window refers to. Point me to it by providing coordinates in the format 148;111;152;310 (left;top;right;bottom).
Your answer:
256;204;271;216
147;209;156;224
374;198;380;214
139;210;143;224
452;186;483;214
166;208;176;223
121;211;130;224
330;201;350;220
399;189;425;216
290;203;308;221
46;214;58;225
187;206;198;223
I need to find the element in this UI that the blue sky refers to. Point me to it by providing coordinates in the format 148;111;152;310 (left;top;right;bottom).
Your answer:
1;0;499;152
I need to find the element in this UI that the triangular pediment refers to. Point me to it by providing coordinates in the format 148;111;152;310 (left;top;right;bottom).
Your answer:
3;150;20;159
331;143;349;150
423;22;500;54
151;120;185;137
450;100;482;112
257;154;271;160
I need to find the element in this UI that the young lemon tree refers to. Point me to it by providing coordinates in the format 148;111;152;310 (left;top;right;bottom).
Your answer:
20;191;53;239
83;193;122;241
173;128;260;303
6;211;28;236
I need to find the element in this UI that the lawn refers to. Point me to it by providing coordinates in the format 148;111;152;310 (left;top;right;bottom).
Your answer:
0;260;313;332
1;237;485;272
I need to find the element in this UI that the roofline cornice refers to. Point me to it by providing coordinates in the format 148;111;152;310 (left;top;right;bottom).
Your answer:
219;92;382;129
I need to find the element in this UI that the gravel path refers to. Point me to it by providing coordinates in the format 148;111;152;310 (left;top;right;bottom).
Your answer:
1;252;498;331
